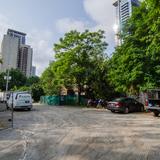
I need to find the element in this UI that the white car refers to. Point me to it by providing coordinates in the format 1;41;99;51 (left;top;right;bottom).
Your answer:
7;91;32;110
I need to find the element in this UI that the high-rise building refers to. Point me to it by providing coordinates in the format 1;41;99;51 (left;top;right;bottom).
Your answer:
0;34;19;71
18;44;33;77
0;29;33;77
31;66;36;76
7;29;26;45
113;0;140;45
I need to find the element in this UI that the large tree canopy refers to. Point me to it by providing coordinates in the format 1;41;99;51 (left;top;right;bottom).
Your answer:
109;0;160;95
41;30;115;100
53;30;108;98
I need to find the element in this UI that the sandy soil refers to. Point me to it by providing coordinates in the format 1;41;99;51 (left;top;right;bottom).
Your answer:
0;103;12;130
0;104;160;160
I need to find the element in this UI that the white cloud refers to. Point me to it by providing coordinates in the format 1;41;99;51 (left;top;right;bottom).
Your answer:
84;0;115;50
27;30;54;76
56;18;90;33
83;0;116;54
56;0;115;55
83;0;113;24
0;14;54;76
0;14;12;49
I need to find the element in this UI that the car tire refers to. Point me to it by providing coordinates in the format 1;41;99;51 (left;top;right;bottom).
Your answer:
154;111;159;117
28;108;31;111
111;110;115;113
124;107;129;114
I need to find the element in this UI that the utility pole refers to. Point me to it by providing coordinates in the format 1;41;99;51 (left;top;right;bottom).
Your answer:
5;69;10;93
11;91;14;128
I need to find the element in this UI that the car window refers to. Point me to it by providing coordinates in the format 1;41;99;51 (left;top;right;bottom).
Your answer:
129;98;138;104
124;98;132;103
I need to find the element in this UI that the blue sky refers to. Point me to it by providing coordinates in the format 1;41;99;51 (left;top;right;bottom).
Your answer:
0;0;115;75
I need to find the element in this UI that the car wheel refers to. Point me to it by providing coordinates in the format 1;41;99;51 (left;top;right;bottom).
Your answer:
124;107;129;114
111;110;115;113
154;111;159;117
28;108;31;111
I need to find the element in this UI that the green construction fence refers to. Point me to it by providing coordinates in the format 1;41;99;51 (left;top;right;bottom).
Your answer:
40;95;87;106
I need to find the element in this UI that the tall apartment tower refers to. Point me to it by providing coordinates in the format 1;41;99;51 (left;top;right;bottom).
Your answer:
7;29;26;44
0;29;33;77
0;34;19;71
113;0;140;45
18;44;33;77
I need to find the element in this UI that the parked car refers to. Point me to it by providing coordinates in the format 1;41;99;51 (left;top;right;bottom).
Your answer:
107;97;144;114
6;91;32;111
147;104;160;117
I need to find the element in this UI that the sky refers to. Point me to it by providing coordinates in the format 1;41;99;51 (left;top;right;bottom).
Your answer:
0;0;116;76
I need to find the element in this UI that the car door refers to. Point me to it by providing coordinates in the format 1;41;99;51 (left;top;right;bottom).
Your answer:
125;98;137;112
130;99;140;112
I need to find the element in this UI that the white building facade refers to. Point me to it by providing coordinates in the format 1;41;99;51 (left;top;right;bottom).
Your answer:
0;34;19;72
31;66;36;76
113;0;140;45
0;29;33;77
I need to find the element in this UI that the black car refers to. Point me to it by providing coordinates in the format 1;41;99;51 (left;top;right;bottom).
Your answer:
107;97;144;114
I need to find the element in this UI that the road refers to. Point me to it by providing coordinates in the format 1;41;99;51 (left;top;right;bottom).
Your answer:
0;104;160;160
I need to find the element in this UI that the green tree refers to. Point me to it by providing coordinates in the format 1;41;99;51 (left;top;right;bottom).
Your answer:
53;30;108;102
109;0;160;95
31;84;44;102
26;76;40;86
0;72;6;91
41;64;62;95
0;68;27;91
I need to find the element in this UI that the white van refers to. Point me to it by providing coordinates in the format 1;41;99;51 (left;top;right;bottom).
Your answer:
7;91;32;110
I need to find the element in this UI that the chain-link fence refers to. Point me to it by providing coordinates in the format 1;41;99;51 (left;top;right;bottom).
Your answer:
0;102;12;130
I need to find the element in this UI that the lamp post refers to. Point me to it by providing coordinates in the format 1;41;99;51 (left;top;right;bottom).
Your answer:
4;69;11;95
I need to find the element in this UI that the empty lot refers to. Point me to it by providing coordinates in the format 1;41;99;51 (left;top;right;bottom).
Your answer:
0;104;160;160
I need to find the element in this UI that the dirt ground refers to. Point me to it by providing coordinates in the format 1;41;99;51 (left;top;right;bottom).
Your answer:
0;104;160;160
0;103;12;130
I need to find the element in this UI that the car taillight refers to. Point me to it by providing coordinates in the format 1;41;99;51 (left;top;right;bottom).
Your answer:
145;99;148;106
115;102;123;107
